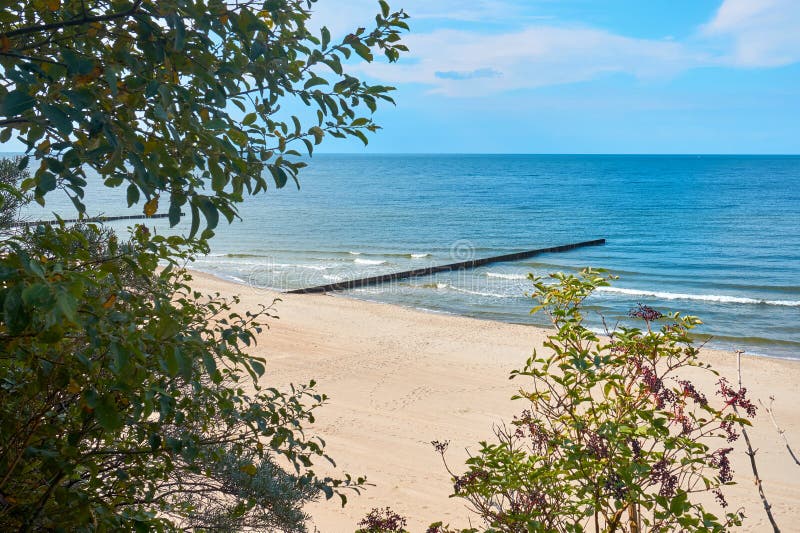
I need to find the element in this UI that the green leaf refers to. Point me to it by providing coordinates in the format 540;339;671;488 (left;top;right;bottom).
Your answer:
168;201;181;226
149;433;162;453
239;463;257;476
269;165;288;188
198;197;219;230
56;292;78;323
352;43;373;61
42;104;73;135
321;26;331;49
37;172;57;195
1;89;35;117
309;126;324;145
202;351;218;376
250;359;265;377
242;112;257;126
3;285;28;334
205;118;228;130
126;184;139;207
22;283;51;307
95;395;123;431
304;76;328;90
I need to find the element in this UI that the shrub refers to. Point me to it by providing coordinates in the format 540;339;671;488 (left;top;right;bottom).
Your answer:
0;222;359;531
434;269;754;532
357;507;409;532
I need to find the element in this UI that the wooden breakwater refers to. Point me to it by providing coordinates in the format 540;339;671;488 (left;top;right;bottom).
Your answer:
287;238;606;294
12;213;174;228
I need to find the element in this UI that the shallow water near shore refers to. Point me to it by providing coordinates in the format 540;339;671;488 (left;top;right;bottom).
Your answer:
17;154;800;359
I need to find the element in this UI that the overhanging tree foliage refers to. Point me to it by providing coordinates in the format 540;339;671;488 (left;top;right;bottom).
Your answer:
0;1;407;530
1;0;407;234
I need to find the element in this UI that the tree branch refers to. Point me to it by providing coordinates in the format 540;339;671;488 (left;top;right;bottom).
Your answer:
759;396;800;467
736;350;781;532
1;1;143;40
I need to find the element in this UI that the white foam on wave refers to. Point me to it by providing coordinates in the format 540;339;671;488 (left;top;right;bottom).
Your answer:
486;272;528;280
273;262;331;271
430;283;517;299
194;258;264;267
354;258;386;265
597;286;800;307
224;274;247;284
410;253;430;258
348;251;361;255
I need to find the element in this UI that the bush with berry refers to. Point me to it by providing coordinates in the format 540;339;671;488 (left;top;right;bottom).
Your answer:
432;269;755;532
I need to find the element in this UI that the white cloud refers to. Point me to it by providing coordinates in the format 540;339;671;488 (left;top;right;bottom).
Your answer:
309;0;800;97
357;26;709;96
703;0;800;67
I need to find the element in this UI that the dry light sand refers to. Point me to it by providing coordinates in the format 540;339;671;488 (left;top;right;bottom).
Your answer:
189;270;800;532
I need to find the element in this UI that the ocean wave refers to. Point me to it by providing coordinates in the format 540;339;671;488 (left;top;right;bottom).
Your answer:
354;258;386;265
597;287;800;307
284;263;332;271
409;253;430;258
423;282;517;299
449;285;518;299
486;272;528;280
226;253;267;259
193;258;265;267
348;251;361;255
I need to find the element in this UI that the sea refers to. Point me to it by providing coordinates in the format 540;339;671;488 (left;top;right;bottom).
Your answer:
15;154;800;360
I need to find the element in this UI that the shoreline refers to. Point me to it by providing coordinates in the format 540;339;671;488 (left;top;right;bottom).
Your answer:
187;268;800;531
199;266;795;363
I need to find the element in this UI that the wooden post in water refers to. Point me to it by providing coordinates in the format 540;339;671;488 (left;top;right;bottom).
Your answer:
287;238;606;294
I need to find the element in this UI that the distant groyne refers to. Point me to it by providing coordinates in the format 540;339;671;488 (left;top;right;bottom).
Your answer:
287;238;606;294
11;213;174;227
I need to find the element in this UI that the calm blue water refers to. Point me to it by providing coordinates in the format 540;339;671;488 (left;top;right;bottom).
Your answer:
18;154;800;359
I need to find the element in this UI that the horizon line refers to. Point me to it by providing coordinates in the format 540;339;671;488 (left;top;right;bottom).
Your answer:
1;150;799;157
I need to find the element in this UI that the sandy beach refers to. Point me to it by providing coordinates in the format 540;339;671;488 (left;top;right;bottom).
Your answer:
188;269;800;532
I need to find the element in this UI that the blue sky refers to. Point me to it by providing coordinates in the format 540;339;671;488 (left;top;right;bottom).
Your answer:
4;1;797;155
311;0;800;154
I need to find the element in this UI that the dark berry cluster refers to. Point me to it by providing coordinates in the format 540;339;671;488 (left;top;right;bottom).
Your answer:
629;304;663;322
640;366;677;409
507;490;547;514
679;380;708;407
720;418;739;442
431;440;449;454
453;469;489;494
713;488;728;508
709;447;734;483
586;431;610;459
514;410;550;453
603;472;629;500
357;507;408;532
629;439;643;460
650;459;678;498
717;378;757;417
674;409;694;435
